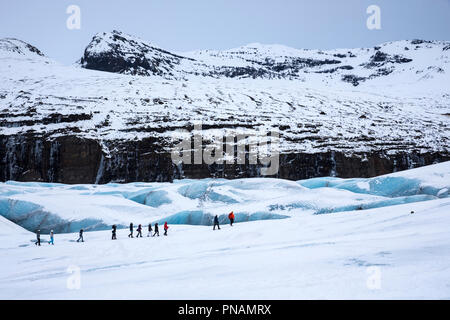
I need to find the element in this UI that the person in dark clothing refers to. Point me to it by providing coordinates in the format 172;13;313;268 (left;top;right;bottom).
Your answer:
164;222;169;236
112;225;117;240
147;223;152;237
77;229;84;242
35;229;41;246
153;223;159;237
136;224;143;238
213;215;220;230
128;222;134;238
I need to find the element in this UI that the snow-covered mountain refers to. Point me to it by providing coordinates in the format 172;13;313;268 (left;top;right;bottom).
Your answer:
0;31;449;183
80;30;450;87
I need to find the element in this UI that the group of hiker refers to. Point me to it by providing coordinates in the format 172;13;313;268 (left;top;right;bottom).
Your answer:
121;221;169;240
35;211;236;245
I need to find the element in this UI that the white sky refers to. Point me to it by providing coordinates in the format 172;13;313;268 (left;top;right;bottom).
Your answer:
1;0;449;64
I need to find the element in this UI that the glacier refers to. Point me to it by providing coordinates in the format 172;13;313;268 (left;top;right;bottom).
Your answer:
0;161;449;299
0;162;448;234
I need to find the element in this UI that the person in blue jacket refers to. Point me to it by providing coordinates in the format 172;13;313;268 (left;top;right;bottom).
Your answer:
48;230;54;245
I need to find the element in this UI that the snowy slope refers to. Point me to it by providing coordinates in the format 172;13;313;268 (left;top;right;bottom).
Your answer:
0;215;32;248
0;197;449;299
0;33;449;156
0;161;449;299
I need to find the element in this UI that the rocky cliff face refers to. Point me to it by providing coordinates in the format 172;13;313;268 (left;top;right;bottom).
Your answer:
0;33;449;183
1;134;448;184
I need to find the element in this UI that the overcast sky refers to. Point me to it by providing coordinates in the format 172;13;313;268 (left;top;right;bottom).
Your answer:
1;0;449;64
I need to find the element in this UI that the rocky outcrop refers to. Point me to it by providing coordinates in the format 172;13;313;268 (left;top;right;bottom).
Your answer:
79;31;192;77
1;134;448;184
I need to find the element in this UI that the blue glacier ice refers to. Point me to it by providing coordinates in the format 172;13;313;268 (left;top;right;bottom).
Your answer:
298;176;447;198
153;210;289;226
0;197;115;233
143;190;172;207
0;162;448;233
177;181;209;199
315;194;437;214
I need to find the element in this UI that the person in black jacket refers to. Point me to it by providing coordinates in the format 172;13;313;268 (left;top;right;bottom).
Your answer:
35;229;41;246
147;223;153;237
213;215;220;230
128;222;134;238
136;224;143;238
153;223;159;237
77;229;84;242
112;225;117;240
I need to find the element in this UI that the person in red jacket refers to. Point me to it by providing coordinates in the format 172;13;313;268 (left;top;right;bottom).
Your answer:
164;221;169;236
228;211;235;226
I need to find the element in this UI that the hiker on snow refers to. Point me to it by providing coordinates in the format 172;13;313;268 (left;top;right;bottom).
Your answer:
213;215;220;230
153;223;159;237
228;211;235;226
35;229;41;246
136;224;143;238
147;223;153;237
164;222;169;236
112;224;117;240
48;230;54;245
77;229;84;242
128;222;134;238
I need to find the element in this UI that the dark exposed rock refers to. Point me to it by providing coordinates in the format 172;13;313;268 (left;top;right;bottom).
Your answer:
25;43;45;57
268;58;341;72
411;39;431;45
315;65;353;74
79;30;191;77
363;51;412;69
1;134;448;184
341;74;366;86
0;113;93;128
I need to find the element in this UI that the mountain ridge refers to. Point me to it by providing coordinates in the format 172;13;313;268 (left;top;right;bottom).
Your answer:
0;31;449;183
76;30;450;87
